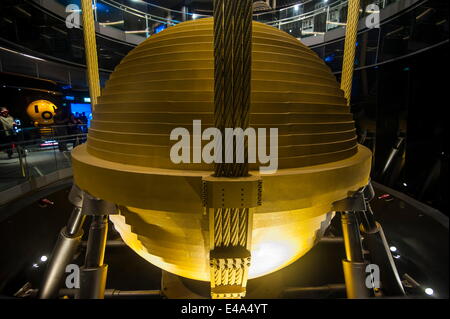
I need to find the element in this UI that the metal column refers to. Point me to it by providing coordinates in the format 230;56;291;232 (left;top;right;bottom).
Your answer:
340;211;370;299
79;215;109;299
39;186;86;299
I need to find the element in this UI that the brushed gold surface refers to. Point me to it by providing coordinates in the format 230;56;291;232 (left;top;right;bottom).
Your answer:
72;18;371;282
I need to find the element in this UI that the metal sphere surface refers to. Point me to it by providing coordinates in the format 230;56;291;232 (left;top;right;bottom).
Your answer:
72;18;372;281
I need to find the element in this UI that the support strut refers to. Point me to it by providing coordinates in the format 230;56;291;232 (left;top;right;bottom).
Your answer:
39;185;86;299
79;215;109;299
340;211;370;299
334;182;405;298
359;184;405;296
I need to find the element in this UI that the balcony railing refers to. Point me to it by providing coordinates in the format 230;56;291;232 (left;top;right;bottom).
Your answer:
0;124;87;194
52;0;399;39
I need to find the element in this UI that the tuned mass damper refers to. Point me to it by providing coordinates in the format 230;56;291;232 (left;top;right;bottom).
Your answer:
71;17;371;290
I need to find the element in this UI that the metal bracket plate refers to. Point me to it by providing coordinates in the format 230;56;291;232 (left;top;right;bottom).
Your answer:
332;187;367;212
81;191;118;216
202;175;262;209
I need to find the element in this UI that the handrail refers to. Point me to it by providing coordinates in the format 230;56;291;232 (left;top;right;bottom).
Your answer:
253;0;314;17
0;126;87;203
92;0;391;35
32;0;401;40
0;124;88;149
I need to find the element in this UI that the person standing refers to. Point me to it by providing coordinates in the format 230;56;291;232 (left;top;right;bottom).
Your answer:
0;107;16;159
80;112;88;133
68;113;83;147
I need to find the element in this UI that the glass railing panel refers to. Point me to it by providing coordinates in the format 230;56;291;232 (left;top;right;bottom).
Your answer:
96;1;125;31
0;136;28;192
51;0;404;40
253;10;280;25
144;2;181;24
123;11;147;35
0;125;88;192
326;2;349;32
5;0;441;80
33;0;404;43
54;124;88;170
25;143;58;178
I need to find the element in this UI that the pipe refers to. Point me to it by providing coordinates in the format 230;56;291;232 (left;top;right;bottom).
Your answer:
342;260;369;298
340;212;370;298
284;284;346;293
79;266;108;299
283;284;346;298
358;204;377;232
361;222;406;296
66;207;86;236
380;136;405;178
84;215;108;268
54;289;162;298
38;207;85;299
79;215;109;299
81;240;125;248
105;289;161;297
341;212;364;262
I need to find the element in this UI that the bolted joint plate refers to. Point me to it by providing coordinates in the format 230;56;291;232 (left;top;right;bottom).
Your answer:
332;186;367;212
81;191;118;216
202;175;262;209
211;286;246;299
68;184;84;208
363;181;375;202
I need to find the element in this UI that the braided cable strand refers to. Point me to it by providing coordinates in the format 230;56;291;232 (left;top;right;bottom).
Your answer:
239;0;253;176
215;0;233;176
222;208;231;246
241;0;252;131
340;0;361;106
214;208;222;244
231;0;243;177
214;0;253;177
210;0;253;299
80;0;101;110
231;208;240;246
238;208;248;246
213;0;224;130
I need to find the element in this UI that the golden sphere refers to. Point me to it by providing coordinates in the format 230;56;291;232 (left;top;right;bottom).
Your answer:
72;18;371;281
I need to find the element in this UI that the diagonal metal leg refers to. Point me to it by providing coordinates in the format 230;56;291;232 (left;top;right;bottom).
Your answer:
39;186;86;299
335;182;405;298
340;211;370;299
75;190;116;299
358;184;405;296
